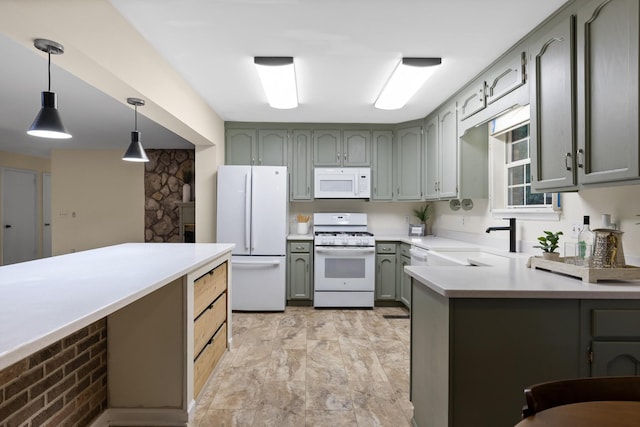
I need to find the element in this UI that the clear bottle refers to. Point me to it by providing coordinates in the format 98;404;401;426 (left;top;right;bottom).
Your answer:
577;215;595;266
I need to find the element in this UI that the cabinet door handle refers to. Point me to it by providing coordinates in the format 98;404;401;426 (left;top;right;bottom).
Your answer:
295;246;304;250
374;186;377;195
337;153;340;161
344;153;347;160
577;149;585;168
259;158;262;165
252;158;255;165
565;152;572;171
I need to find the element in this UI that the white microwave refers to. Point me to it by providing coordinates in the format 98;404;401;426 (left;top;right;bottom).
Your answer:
314;167;371;199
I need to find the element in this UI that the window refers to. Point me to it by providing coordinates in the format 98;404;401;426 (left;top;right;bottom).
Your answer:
504;124;553;208
488;106;560;221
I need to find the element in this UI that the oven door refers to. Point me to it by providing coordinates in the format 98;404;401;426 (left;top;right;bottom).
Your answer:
314;246;375;291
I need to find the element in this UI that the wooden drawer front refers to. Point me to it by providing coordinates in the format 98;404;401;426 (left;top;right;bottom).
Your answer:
194;323;227;397
194;294;227;355
399;244;411;258
592;309;640;338
289;241;311;253
194;262;227;317
376;243;396;254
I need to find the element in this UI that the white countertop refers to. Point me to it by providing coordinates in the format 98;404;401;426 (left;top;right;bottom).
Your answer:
406;254;640;299
287;234;314;241
0;243;234;370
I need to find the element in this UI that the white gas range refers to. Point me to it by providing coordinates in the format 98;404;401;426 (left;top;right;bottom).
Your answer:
313;213;375;308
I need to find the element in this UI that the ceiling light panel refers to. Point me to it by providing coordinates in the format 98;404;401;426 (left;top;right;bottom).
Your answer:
254;57;298;109
375;57;442;110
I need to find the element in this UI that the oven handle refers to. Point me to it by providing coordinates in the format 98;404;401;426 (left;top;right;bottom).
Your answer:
315;247;376;255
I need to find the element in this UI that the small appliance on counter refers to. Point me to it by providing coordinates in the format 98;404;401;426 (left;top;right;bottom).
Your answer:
313;213;375;308
217;165;288;311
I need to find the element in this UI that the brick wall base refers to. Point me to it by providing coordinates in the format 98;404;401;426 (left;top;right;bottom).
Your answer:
0;319;107;426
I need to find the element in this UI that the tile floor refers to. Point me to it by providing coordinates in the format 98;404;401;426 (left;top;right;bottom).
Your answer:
192;306;413;427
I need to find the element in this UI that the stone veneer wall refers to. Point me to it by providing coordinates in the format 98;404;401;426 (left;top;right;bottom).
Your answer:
144;149;195;242
0;319;107;426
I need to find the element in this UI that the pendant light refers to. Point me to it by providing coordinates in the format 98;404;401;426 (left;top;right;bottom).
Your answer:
122;98;149;162
27;39;72;139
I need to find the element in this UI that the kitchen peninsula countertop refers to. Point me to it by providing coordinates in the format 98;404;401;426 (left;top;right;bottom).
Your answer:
0;242;234;370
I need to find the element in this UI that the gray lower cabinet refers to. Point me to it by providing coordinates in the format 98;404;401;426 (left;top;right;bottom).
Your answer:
371;130;394;200
290;130;312;200
287;241;313;302
411;288;640;427
375;242;397;301
530;13;577;191
399;244;411;308
396;126;422;200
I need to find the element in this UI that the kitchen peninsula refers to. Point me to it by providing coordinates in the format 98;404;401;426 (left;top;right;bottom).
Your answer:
0;243;233;426
405;258;640;427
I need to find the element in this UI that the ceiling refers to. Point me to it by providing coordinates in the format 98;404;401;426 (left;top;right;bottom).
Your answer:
1;0;568;158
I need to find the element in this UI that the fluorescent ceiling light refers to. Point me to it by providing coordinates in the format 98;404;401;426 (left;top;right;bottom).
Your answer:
375;58;442;110
254;57;298;109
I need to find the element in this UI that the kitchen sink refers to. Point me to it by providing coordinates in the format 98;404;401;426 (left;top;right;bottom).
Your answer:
429;249;511;267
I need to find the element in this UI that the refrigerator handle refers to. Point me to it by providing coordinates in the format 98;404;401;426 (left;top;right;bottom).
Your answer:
250;170;256;250
244;172;251;250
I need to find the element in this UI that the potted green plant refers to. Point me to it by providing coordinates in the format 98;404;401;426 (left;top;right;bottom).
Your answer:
412;204;432;235
534;231;563;260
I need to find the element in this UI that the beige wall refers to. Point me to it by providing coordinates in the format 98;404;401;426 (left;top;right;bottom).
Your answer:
0;150;51;259
195;120;225;243
51;150;144;255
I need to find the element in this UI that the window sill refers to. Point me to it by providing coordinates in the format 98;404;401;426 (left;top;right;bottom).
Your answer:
491;208;561;221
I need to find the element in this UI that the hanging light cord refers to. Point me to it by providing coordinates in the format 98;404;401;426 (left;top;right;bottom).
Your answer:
134;105;138;131
47;49;51;91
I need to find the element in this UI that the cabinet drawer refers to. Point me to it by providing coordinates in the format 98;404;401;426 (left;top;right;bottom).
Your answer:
194;293;227;355
399;244;411;258
376;243;397;254
194;262;227;317
592;309;640;338
194;322;227;397
289;241;311;253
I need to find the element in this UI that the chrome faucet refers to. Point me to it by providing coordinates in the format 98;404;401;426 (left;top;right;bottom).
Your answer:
486;218;517;253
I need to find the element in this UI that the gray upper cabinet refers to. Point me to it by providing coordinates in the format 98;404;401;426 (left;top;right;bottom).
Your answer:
258;129;288;166
396;126;422;200
226;128;256;165
372;130;394;200
576;0;639;185
226;128;287;166
313;130;342;166
290;130;312;200
458;81;486;120
343;130;371;166
530;14;578;192
313;129;371;167
424;102;458;200
423;116;439;200
438;103;458;199
486;51;527;105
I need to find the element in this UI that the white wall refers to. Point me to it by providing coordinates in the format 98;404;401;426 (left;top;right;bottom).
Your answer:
51;150;144;255
291;183;640;263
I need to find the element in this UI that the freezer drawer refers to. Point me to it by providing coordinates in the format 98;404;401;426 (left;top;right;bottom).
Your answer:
230;256;286;311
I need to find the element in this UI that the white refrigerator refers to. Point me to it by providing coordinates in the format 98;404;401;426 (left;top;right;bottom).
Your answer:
217;165;288;311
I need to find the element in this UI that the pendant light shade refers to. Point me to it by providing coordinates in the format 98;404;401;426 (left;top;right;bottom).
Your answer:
27;39;72;139
122;97;149;162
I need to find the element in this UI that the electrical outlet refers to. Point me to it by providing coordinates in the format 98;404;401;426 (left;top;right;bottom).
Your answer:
571;223;583;238
404;215;409;224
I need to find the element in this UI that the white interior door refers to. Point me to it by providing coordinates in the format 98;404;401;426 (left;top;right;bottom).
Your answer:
43;173;52;257
2;168;38;265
